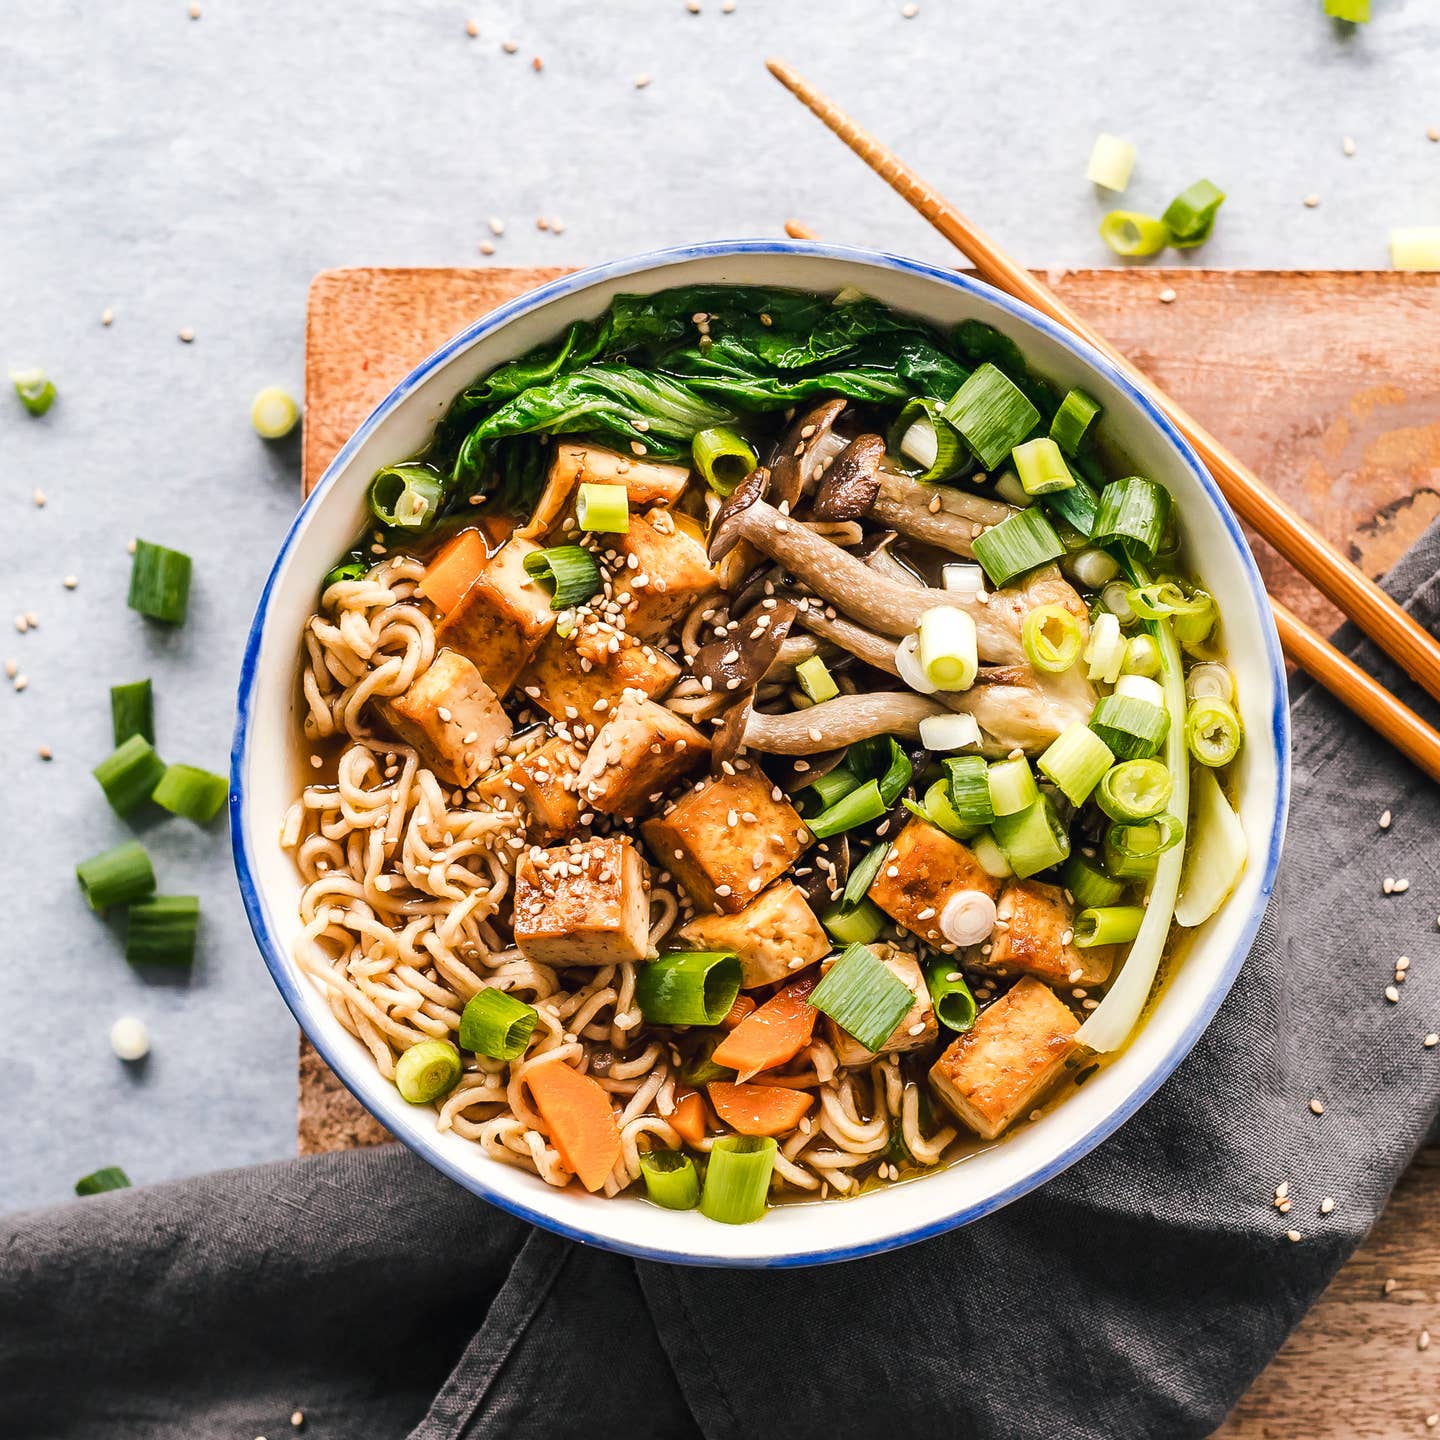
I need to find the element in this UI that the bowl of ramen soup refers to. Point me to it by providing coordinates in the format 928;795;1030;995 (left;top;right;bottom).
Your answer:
233;241;1289;1266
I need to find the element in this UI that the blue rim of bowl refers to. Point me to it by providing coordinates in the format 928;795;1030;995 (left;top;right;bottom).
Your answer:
231;238;1290;1268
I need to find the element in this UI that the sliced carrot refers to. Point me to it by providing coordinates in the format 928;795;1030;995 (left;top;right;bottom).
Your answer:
418;529;486;614
708;1081;814;1138
669;1086;709;1147
711;975;817;1080
720;994;757;1031
526;1059;622;1193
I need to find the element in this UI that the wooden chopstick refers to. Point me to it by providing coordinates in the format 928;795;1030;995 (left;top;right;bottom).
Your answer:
766;58;1440;714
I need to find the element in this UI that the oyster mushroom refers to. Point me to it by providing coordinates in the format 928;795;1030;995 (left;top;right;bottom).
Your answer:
767;399;847;512
716;691;948;758
809;434;885;521
690;599;799;700
793;833;851;907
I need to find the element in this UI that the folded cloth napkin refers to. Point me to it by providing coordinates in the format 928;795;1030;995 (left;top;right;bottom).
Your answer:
5;523;1438;1440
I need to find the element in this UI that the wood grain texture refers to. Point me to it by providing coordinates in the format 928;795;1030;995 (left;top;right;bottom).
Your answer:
299;266;1439;1436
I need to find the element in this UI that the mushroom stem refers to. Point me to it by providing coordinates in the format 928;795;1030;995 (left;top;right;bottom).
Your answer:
743;692;946;753
870;470;1015;557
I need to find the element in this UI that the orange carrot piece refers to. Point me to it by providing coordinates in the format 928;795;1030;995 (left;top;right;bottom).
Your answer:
720;994;757;1031
711;976;817;1080
669;1087;709;1147
708;1081;814;1138
418;529;487;614
526;1060;622;1193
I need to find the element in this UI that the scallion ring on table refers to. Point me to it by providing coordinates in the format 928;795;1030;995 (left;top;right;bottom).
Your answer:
1162;179;1226;248
11;367;57;416
635;951;742;1028
152;763;228;825
93;734;167;817
251;386;300;440
368;463;445;531
1099;211;1169;258
128;540;192;625
691;426;758;496
76;840;157;911
110;679;155;747
1186;696;1243;767
522;544;602;611
640;1150;700;1211
1085;134;1136;192
74;1167;132;1196
1022;602;1084;673
125;895;200;968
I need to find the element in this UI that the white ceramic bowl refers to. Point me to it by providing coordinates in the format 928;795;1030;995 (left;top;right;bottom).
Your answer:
232;241;1289;1267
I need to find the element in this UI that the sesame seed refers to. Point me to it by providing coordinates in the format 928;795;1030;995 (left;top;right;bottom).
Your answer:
635;74;651;89
188;1;201;16
3;660;15;678
1342;135;1356;156
1425;1034;1438;1048
63;575;77;589
1393;877;1410;893
37;744;52;760
1379;808;1392;828
902;1;918;13
127;538;136;553
722;0;735;9
33;488;46;507
686;0;701;11
501;39;518;53
1421;1330;1432;1351
1429;127;1439;143
1275;1181;1290;1202
12;674;25;692
1158;288;1177;304
178;328;195;343
531;55;543;71
1309;1098;1325;1115
465;18;478;36
907;1021;925;1035
102;307;114;326
1385;984;1400;1003
14;615;28;634
1320;1196;1335;1214
1303;193;1320;208
479;241;495;256
1384;1277;1398;1294
291;1413;304;1430
1285;1229;1302;1243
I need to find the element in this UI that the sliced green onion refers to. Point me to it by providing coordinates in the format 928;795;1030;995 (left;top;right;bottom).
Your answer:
1061;852;1127;910
322;555;369;590
125;895;199;967
1094;477;1171;558
1012;437;1076;496
808;942;916;1053
1044;472;1101;538
1113;673;1166;709
843;840;890;909
152;763;228;824
918;712;982;753
1101;579;1137;624
807;779;885;839
1085;134;1136;192
890;398;969;483
1100;211;1168;258
1022;603;1084;673
941;363;1040;471
1130;581;1215;648
1067;546;1118;590
11;367;56;416
991;794;1070;879
1103;813;1184;881
924;960;977;1033
368;463;444;532
692;426;758;496
522;544;602;611
941;562;986;596
1096;759;1172;822
251;386;300;439
1085;610;1126;685
848;735;913;807
1323;0;1369;18
969;828;1013;879
909;776;980;839
636;951;742;1027
110;679;155;747
93;734;166;817
75;840;156;911
459;988;538;1061
795;655;839;704
1186;696;1243;767
700;1135;776;1224
917;606;978;690
944;755;996;827
75;1166;132;1196
991;471;1034;509
1089;693;1171;760
394;1039;462;1104
1174;766;1247;927
972;507;1065;587
1122;634;1161;677
1050;389;1102;456
1073;906;1146;948
640;1149;700;1210
680;1036;734;1087
822;896;885;946
987;755;1038;817
1037;723;1114;805
1162;180;1225;248
1186;661;1234;703
575;481;630;533
127;540;192;624
1391;227;1440;272
807;767;862;811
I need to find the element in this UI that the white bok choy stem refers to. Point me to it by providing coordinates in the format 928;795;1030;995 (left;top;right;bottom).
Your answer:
1078;562;1190;1053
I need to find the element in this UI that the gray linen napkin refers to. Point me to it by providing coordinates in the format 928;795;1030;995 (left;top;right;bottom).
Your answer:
4;523;1438;1440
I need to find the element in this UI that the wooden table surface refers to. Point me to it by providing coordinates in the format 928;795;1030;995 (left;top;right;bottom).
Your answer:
300;265;1440;1437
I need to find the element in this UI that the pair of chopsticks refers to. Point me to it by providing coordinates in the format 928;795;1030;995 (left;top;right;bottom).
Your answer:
767;58;1440;784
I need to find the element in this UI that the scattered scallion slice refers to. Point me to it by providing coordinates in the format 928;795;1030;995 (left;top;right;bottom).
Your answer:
1323;0;1369;18
1096;759;1172;822
1067;546;1119;590
987;755;1038;817
1186;661;1234;703
1044;471;1101;538
93;734;166;817
1129;581;1215;648
459;988;538;1061
368;464;444;532
1093;476;1171;558
251;386;300;439
917;711;982;754
806;778;885;839
806;767;861;812
848;735;913;807
323;555;369;591
1085;610;1126;685
76;840;157;911
890;398;969;483
1161;180;1225;249
575;482;630;533
127;540;192;625
808;942;916;1053
795;654;839;704
680;1036;734;1087
394;1039;462;1104
1012;437;1076;496
1174;767;1247;928
917;606;978;690
1074;905;1146;948
971;507;1065;587
75;1166;132;1196
1050;389;1102;456
1186;696;1243;766
1085;134;1136;192
152;763;228;824
1391;227;1440;272
1061;853;1127;910
1122;634;1161;678
700;1135;776;1225
1113;673;1166;709
635;951;742;1027
1021;603;1083;673
906;776;978;840
1037;723;1114;805
1089;693;1171;760
110;679;155;747
522;544;602;611
640;1149;700;1210
944;755;995;828
822;896;886;946
11;367;56;416
692;426;758;496
924;960;977;1033
969;828;1013;879
1103;813;1184;881
842;840;890;909
125;895;200;967
991;794;1070;878
1100;211;1168;258
941;363;1040;471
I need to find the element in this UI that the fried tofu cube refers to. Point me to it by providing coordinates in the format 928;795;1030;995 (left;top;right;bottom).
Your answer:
980;879;1112;988
518;621;680;728
477;735;586;842
866;818;1003;946
824;943;938;1067
513;836;651;966
642;767;810;915
575;696;708;818
436;535;555;696
378;648;511;788
519;443;691;540
676;879;831;989
609;509;716;642
929;976;1079;1140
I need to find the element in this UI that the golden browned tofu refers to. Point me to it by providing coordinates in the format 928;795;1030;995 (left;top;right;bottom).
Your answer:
575;696;708;818
676;879;831;989
824;943;938;1067
477;735;587;842
642;767;810;915
518;621;680;728
929;976;1079;1140
513;836;651;966
377;649;512;788
982;879;1112;987
519;443;691;540
866;818;1003;946
609;509;716;642
436;535;555;696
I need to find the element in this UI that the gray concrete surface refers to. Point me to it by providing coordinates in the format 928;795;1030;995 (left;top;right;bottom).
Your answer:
2;0;1437;1211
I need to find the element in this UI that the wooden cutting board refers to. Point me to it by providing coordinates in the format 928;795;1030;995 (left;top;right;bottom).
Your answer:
300;266;1440;1437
